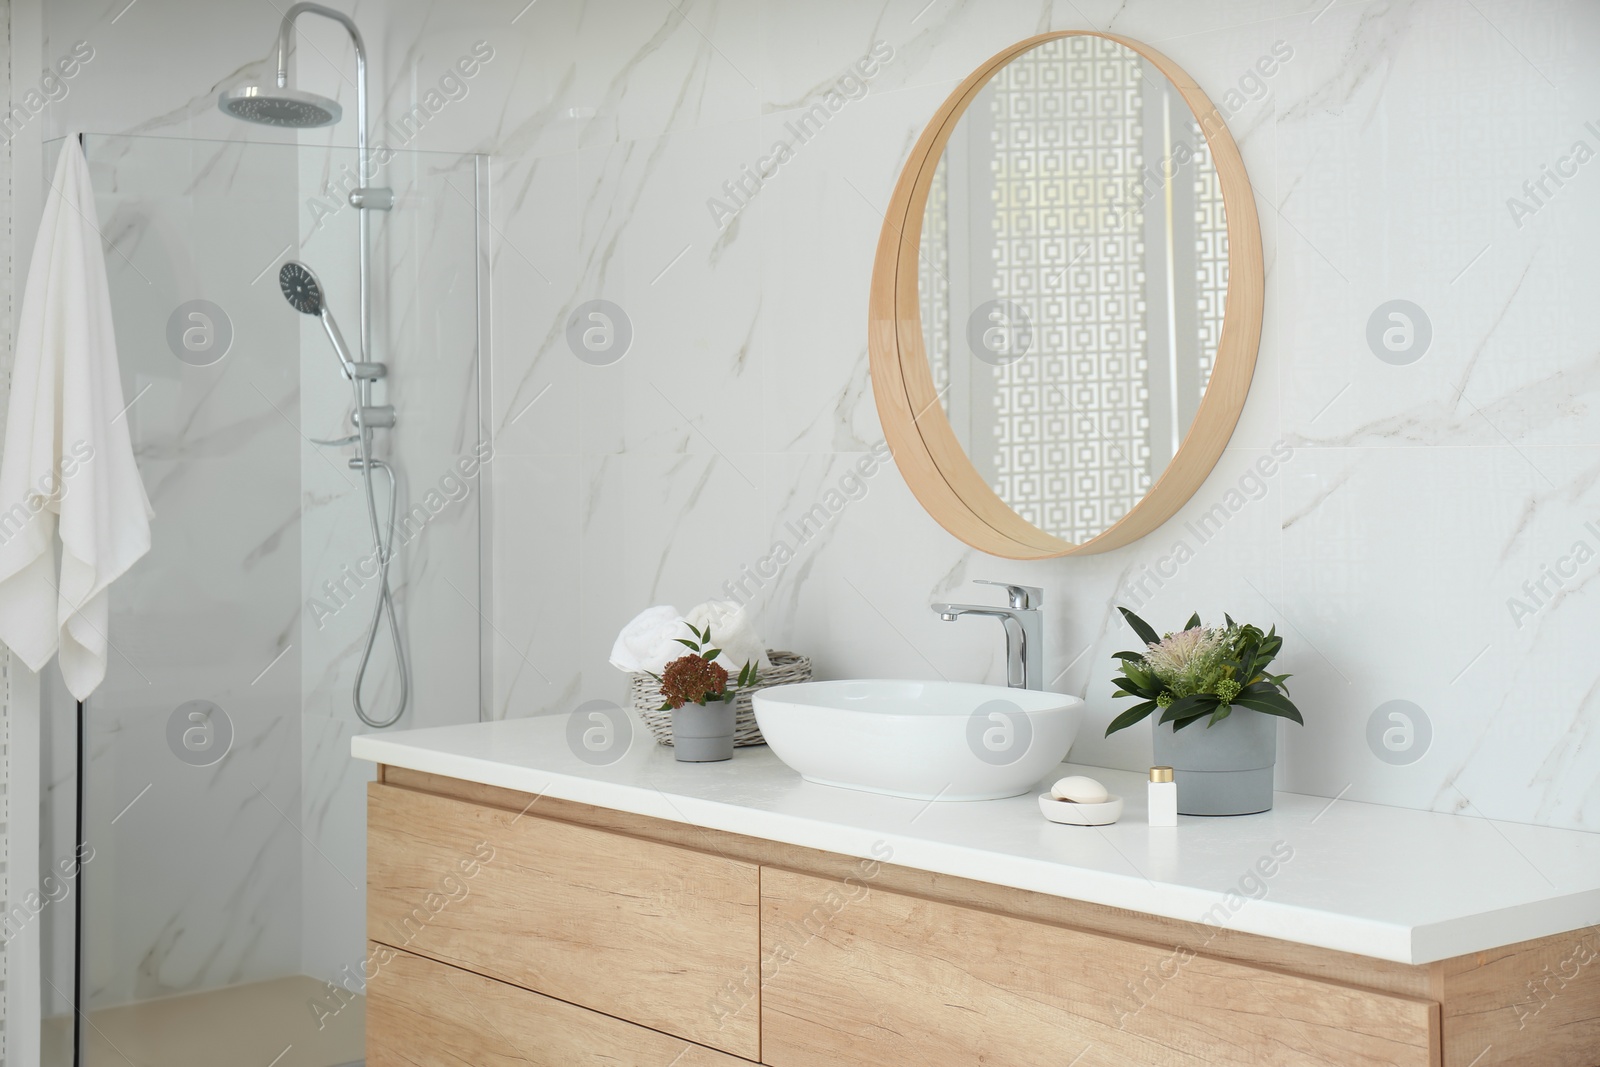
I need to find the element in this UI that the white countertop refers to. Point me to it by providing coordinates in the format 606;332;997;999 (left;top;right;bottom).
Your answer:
352;716;1600;965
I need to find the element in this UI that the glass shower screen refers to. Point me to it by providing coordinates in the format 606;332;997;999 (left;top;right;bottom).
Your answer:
37;133;487;1067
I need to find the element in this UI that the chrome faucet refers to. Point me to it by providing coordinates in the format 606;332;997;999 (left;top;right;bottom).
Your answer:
932;581;1045;691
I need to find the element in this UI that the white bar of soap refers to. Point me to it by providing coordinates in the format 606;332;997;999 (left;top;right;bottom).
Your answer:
1049;775;1109;804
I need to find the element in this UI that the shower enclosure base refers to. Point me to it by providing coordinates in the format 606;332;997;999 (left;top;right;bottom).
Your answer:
42;975;364;1067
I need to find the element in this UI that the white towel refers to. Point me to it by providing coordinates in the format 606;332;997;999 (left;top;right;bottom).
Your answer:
609;602;772;675
0;135;153;700
609;605;687;674
682;600;772;672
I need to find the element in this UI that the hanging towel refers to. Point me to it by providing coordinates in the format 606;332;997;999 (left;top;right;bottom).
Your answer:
0;135;153;700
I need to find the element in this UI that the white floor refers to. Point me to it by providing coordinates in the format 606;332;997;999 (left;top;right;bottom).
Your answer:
42;976;364;1067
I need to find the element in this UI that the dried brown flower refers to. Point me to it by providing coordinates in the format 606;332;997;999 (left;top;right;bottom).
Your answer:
659;654;729;709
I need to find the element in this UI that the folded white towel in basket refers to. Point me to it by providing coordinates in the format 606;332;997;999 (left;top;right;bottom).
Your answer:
609;605;686;674
610;601;771;675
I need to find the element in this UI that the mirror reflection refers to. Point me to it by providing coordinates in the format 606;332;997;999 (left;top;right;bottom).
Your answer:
919;35;1230;544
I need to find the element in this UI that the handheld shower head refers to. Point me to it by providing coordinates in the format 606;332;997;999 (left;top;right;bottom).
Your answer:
280;261;356;374
279;260;325;315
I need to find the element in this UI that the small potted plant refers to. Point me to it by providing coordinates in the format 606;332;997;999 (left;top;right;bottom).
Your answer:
1105;607;1302;815
652;623;761;763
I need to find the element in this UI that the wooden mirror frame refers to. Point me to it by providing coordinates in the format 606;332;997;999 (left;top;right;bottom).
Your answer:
869;31;1264;559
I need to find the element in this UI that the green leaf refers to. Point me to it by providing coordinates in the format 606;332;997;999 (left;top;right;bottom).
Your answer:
1112;650;1146;662
1224;613;1235;628
1118;661;1159;692
703;648;723;663
1234;702;1304;726
1231;690;1304;725
1158;692;1219;725
1118;606;1160;647
657;701;673;711
1104;701;1159;737
1110;676;1156;698
673;638;700;650
1184;612;1201;630
1207;704;1233;727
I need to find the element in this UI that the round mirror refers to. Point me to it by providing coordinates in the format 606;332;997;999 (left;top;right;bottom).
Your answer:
870;32;1262;558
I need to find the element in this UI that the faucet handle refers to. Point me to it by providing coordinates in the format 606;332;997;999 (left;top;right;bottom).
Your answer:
974;580;1044;609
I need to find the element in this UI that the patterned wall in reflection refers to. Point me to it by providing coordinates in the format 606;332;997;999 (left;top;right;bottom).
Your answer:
1193;122;1229;398
988;35;1151;543
921;155;952;396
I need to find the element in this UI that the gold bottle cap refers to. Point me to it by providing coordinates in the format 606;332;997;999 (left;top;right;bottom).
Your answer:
1150;766;1174;783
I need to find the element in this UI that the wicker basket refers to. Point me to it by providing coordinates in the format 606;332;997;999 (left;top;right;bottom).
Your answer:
631;650;811;748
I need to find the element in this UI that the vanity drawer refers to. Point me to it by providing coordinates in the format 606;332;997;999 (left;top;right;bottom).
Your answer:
367;944;754;1066
760;868;1440;1067
366;783;761;1059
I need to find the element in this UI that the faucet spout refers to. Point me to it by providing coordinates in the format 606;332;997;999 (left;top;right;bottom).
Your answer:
932;588;1045;690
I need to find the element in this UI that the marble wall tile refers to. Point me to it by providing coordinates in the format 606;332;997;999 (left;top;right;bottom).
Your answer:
1278;444;1600;829
489;454;581;717
298;712;370;986
753;78;957;454
577;450;772;699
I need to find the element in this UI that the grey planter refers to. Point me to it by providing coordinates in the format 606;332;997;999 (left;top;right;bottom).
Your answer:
1151;708;1277;815
672;700;737;762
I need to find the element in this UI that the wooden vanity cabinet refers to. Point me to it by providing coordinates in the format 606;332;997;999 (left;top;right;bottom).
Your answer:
760;866;1437;1067
366;769;1600;1067
366;780;761;1058
367;946;751;1066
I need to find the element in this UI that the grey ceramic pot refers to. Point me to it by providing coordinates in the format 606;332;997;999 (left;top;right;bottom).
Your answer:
673;700;736;762
1151;708;1277;815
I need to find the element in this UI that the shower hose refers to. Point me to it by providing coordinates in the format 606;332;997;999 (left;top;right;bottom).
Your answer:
347;374;408;728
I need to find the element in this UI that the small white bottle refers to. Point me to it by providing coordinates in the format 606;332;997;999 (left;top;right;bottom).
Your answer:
1148;766;1178;826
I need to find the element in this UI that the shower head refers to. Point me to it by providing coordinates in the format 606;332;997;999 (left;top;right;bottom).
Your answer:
280;261;326;315
280;261;356;374
218;85;342;128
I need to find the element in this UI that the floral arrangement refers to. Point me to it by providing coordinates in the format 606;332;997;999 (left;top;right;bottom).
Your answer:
651;622;761;710
1104;607;1303;736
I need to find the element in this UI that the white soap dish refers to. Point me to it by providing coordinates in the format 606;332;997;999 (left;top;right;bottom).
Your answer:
1038;793;1123;826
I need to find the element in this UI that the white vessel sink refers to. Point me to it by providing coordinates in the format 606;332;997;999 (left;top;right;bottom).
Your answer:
752;680;1081;801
